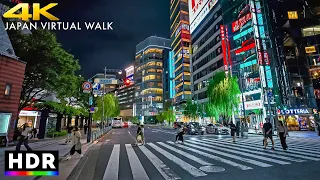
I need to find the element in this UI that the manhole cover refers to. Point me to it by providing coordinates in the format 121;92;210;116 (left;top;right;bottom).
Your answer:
200;166;225;172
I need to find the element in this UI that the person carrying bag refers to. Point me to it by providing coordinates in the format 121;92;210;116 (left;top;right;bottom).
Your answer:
66;127;83;160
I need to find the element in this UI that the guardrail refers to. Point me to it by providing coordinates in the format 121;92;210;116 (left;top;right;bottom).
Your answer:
91;127;112;141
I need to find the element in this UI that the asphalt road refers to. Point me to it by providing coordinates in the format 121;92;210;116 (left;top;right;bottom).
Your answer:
67;125;320;180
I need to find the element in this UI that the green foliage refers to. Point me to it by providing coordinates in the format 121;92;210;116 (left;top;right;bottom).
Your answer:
162;109;176;124
5;28;81;111
47;130;67;138
132;116;139;124
183;98;198;120
93;94;120;121
156;113;164;123
207;71;241;120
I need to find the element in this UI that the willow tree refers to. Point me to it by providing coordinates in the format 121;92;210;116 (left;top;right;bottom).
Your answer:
207;71;241;124
183;98;198;121
93;94;120;123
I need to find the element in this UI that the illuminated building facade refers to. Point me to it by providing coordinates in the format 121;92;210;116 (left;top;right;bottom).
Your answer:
170;0;192;108
268;0;319;131
220;0;280;129
117;66;135;117
189;0;223;103
134;36;171;118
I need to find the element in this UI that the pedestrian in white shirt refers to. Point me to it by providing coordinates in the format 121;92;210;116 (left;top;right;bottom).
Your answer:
16;123;32;151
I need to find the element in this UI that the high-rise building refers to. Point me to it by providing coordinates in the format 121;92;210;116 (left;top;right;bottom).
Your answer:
170;0;192;109
117;66;135;117
189;0;223;103
134;36;171;119
162;50;175;109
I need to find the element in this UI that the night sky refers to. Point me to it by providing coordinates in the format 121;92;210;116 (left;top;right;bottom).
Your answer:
50;0;170;78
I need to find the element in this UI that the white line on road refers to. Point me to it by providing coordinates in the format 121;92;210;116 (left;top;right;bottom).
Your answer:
183;141;272;167
112;132;115;134
167;141;252;170
139;145;181;180
126;144;150;180
147;143;207;177
103;144;120;180
157;142;213;166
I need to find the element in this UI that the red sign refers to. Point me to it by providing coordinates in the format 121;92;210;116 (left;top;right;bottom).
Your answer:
235;43;255;54
225;26;232;67
220;25;228;71
82;82;92;90
232;13;252;32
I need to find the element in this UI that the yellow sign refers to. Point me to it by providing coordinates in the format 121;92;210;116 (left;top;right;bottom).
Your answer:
305;46;316;53
287;11;298;19
3;3;59;21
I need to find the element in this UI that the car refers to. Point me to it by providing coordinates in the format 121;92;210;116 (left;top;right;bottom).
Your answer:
186;122;205;135
206;123;229;135
123;122;129;128
112;120;122;128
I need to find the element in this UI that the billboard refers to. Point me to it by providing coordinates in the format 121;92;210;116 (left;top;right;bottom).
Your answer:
189;0;218;34
125;66;134;78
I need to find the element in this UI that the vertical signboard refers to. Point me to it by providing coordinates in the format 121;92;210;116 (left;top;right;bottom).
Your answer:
225;25;232;71
220;25;228;72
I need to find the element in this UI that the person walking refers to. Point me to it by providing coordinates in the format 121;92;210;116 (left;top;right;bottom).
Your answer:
84;123;88;134
65;125;73;143
175;125;184;143
16;123;32;151
263;118;275;150
66;127;82;160
277;121;288;150
135;124;143;146
230;121;237;142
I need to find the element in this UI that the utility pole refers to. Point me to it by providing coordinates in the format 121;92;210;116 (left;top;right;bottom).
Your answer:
102;67;107;127
87;91;94;143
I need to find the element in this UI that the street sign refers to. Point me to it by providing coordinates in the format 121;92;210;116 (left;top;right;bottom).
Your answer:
93;90;101;95
90;107;95;113
89;96;93;105
83;90;91;93
92;83;101;90
82;82;92;90
99;79;118;84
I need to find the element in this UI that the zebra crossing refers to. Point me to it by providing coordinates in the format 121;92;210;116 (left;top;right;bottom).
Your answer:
101;137;320;180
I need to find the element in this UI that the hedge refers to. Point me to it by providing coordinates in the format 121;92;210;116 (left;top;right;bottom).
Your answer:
47;130;67;138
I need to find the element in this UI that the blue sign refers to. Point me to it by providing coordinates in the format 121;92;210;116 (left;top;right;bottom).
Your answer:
89;96;93;105
92;83;101;91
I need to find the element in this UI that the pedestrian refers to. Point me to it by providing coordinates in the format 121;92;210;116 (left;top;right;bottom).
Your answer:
229;121;237;142
141;124;145;145
65;125;73;143
84;123;88;134
263;118;275;150
15;123;32;151
135;124;143;146
175;125;184;143
66;127;82;160
277;121;288;150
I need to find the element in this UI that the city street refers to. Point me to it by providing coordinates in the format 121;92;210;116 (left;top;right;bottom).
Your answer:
64;125;320;180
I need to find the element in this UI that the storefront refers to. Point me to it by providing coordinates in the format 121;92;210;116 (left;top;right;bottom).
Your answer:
18;110;40;128
277;108;318;131
239;98;264;133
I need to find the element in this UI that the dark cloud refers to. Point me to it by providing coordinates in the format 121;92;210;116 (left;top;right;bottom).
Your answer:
51;0;170;78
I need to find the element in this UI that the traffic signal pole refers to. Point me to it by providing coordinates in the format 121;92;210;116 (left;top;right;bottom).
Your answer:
87;91;94;143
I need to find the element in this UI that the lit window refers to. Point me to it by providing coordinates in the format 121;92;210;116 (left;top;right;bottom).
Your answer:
4;84;11;96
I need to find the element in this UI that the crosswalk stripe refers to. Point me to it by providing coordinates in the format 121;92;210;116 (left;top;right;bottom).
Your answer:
204;138;314;161
103;144;120;180
182;141;272;167
139;145;181;180
243;140;320;156
187;140;290;165
201;139;305;162
167;141;253;170
157;142;213;166
125;144;150;180
147;143;207;177
225;140;320;160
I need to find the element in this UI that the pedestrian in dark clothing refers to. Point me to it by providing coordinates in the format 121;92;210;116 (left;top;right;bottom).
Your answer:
263;118;275;150
277;121;288;150
230;121;237;142
84;123;88;134
175;125;184;143
16;123;32;151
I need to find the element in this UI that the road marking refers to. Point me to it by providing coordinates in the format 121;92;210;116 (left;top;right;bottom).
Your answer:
191;139;290;165
103;144;120;180
157;142;212;166
167;141;252;170
112;132;115;134
126;144;150;180
183;141;272;167
147;143;207;177
139;145;180;180
203;139;305;162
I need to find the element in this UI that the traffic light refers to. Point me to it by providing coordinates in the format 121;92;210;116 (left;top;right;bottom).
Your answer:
124;78;131;85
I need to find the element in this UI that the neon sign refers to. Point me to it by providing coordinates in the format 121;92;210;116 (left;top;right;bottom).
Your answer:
220;25;228;71
232;13;252;32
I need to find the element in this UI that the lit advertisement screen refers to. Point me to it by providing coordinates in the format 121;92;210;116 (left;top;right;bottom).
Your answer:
189;0;218;34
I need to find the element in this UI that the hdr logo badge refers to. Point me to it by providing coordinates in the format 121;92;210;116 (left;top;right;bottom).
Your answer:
4;151;59;176
3;3;59;21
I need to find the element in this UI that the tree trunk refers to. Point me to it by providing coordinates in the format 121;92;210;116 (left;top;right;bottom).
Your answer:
38;109;50;139
56;114;63;132
79;116;84;129
75;115;79;127
67;115;72;127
